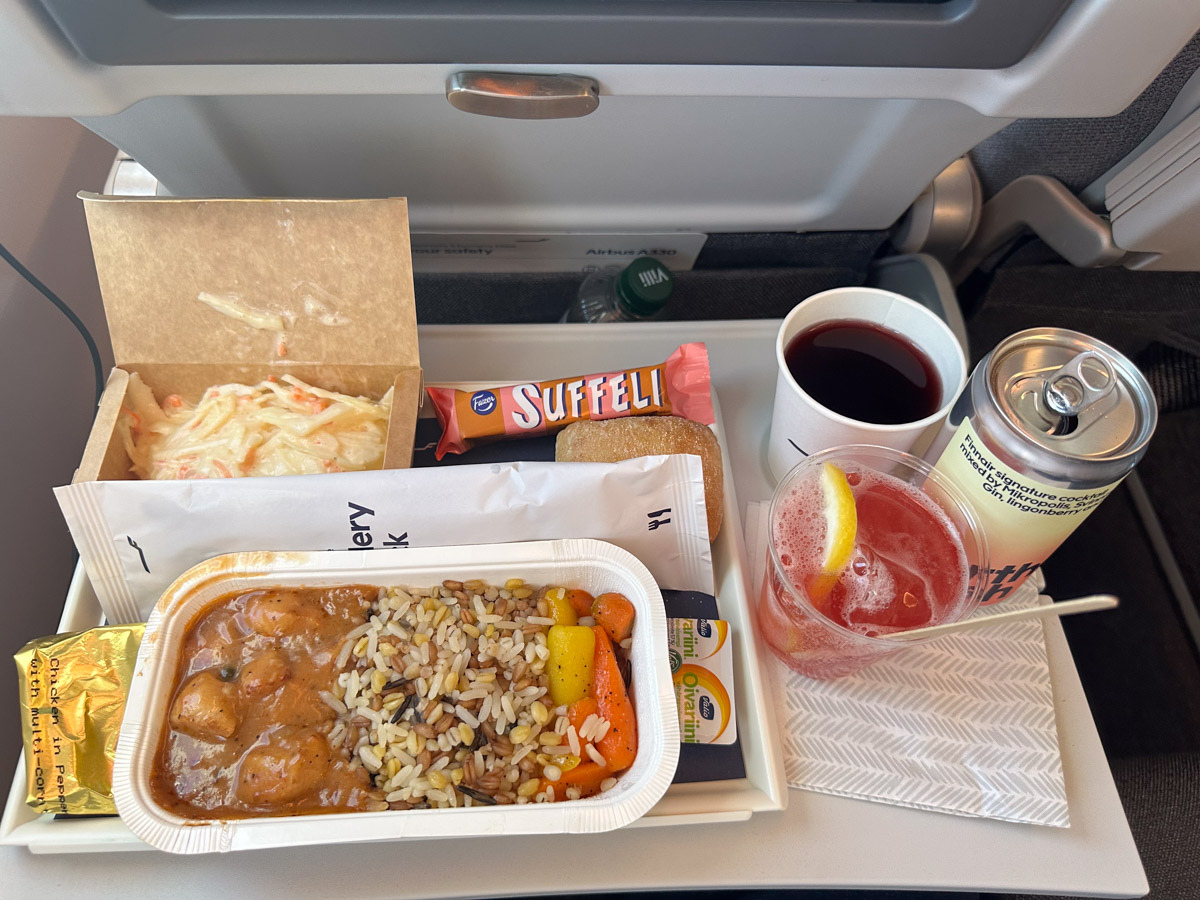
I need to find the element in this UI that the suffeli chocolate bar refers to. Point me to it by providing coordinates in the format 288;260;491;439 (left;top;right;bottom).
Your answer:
426;342;715;460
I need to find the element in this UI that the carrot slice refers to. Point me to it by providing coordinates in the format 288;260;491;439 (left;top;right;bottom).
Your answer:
566;589;595;618
555;761;610;796
591;592;636;644
590;626;637;773
567;696;599;734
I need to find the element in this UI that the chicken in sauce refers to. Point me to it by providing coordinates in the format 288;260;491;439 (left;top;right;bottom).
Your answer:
151;585;381;818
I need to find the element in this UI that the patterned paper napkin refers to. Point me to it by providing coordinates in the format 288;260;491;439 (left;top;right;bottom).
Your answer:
745;501;1069;828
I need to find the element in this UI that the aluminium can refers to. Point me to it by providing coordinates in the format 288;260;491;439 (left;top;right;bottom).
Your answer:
925;328;1157;604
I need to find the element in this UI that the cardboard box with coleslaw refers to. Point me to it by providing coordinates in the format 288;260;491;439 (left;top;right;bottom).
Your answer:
73;194;422;483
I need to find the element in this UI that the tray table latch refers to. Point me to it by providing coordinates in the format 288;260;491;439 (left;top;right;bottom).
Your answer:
446;72;600;119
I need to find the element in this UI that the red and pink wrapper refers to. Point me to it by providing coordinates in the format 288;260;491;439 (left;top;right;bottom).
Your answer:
426;342;715;459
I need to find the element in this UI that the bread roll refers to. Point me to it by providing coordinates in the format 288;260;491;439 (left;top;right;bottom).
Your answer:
556;416;723;541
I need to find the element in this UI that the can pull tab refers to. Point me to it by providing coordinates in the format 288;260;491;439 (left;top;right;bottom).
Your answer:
1043;351;1117;417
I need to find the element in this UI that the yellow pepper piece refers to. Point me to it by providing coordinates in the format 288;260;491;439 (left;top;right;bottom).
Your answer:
545;587;578;627
546;625;595;707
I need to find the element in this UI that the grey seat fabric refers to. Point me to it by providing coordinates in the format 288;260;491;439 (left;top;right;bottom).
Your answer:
1138;342;1200;415
962;264;1200;364
970;31;1200;199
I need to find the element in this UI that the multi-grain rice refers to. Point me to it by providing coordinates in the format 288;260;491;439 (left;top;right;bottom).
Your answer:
323;578;620;810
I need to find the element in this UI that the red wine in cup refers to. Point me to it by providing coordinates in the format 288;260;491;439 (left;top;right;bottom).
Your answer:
784;319;942;425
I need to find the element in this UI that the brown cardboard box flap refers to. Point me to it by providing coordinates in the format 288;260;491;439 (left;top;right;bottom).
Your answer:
79;194;417;368
72;194;422;483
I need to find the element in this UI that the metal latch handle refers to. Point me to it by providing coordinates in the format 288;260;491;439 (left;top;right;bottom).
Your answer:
446;72;600;120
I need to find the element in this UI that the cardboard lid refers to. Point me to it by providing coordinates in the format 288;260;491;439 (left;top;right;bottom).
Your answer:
80;194;418;368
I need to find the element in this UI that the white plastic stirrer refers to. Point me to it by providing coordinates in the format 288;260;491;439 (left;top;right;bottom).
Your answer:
883;594;1119;641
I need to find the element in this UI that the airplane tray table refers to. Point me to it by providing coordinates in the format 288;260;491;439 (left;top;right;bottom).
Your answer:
1;385;784;850
0;322;1148;898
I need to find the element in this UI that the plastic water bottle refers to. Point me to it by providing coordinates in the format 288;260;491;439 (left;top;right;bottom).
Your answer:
561;257;674;323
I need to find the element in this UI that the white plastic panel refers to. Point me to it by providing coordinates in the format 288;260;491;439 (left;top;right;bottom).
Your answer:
78;94;1001;233
2;0;1199;232
1109;106;1200;271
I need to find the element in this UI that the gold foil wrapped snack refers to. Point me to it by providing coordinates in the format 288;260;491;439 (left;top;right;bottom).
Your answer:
15;624;144;815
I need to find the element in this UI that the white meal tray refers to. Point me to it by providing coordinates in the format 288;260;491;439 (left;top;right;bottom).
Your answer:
1;388;786;853
119;541;681;853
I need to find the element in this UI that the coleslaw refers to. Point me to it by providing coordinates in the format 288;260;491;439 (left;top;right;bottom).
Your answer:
118;373;393;479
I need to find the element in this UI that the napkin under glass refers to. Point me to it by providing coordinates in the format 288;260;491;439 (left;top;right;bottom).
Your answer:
745;501;1069;828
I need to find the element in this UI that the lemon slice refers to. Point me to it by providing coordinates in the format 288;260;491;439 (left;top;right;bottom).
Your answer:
820;462;858;576
805;463;858;607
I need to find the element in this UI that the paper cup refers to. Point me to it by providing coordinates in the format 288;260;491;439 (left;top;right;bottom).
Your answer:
766;287;967;483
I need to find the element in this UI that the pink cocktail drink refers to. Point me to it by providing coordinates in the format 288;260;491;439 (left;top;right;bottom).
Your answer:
759;446;988;679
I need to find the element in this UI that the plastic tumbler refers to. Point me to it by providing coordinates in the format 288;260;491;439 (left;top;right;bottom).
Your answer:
758;445;988;679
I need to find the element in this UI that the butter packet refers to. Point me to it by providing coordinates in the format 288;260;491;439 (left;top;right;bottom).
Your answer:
667;618;737;745
15;624;145;815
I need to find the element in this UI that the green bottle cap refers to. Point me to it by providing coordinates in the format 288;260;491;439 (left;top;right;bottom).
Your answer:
615;257;674;318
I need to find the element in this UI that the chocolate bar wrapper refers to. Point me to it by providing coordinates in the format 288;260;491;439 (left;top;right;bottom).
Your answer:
426;342;715;459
